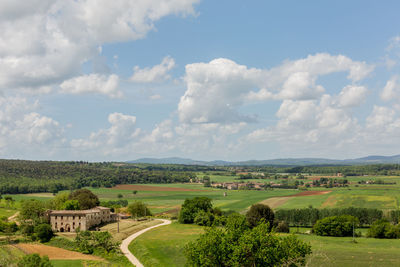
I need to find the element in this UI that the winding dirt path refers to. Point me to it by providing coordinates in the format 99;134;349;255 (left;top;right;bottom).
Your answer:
120;219;171;267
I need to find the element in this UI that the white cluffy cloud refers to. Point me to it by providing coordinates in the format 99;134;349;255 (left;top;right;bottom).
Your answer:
71;112;141;155
381;76;400;101
0;0;199;92
337;85;368;107
60;74;121;98
178;53;373;124
131;56;176;83
0;96;64;156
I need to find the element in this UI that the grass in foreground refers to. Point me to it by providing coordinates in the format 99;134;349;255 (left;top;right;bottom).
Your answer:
130;222;400;267
128;222;204;267
298;234;400;267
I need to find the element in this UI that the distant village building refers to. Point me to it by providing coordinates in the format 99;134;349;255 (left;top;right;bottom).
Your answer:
48;206;117;232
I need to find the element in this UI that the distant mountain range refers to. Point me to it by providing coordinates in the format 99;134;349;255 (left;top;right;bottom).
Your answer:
127;155;400;166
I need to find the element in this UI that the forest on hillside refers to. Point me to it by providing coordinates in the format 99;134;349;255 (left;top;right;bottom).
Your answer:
1;159;400;194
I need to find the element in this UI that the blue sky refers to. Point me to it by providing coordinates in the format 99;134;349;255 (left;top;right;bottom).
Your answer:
1;0;400;161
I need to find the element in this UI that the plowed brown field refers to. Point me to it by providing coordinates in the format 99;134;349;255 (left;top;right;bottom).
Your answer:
14;244;104;261
113;184;203;191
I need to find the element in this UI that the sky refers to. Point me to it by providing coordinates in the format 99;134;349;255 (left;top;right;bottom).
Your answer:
1;0;400;161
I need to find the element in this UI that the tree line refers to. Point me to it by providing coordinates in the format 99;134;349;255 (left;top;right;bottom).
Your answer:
0;160;195;194
275;207;385;227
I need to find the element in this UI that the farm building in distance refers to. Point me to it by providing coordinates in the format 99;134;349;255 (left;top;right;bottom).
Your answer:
48;206;117;232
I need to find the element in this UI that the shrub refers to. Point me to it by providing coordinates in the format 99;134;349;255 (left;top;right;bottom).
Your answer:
127;201;152;218
17;253;52;267
367;219;400;239
246;204;274;229
194;210;214;226
34;223;54;243
275;221;290;233
313;215;358;237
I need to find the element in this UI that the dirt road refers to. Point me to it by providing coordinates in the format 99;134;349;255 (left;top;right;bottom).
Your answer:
120;219;171;267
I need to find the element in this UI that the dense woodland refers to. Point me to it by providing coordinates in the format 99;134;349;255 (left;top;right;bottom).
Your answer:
0;160;195;194
1;159;400;194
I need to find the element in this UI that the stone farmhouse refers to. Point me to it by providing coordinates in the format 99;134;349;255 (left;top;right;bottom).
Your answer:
48;206;117;232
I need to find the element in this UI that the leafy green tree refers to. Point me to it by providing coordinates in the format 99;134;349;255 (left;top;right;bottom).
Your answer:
246;204;274;229
179;197;213;224
51;192;70;210
63;200;80;210
69;189;99;210
194;210;214;226
117;193;123;199
185;221;311;267
127;201;152;218
17;253;52;267
313;215;358;237
20;199;46;225
203;176;211;187
367;219;400;238
132;190;138;195
34;223;54;242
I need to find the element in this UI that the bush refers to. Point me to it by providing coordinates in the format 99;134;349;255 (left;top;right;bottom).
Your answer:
194;210;214;226
246;204;274;229
17;253;52;267
367;219;400;239
313;215;358;237
34;223;54;242
179;197;213;224
275;221;290;233
127;201;152;218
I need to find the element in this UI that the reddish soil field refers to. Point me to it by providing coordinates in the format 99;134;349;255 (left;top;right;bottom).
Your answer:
14;244;103;260
289;190;331;197
113;184;203;192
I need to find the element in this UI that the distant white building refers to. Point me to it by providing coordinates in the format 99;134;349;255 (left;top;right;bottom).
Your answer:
48;206;117;232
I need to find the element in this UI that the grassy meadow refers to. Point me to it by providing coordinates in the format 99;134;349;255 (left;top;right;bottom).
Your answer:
129;223;400;267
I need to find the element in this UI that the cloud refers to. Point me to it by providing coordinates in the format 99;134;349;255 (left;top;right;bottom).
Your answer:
0;96;64;156
131;56;176;83
178;54;373;124
178;58;262;124
71;112;140;154
381;76;400;101
0;0;199;92
337;85;368;107
60;74;122;98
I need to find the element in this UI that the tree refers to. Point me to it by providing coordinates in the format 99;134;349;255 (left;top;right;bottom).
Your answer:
34;223;54;242
117;193;123;199
179;197;213;224
367;219;400;238
63;200;80;210
185;221;311;267
127;201;151;218
132;190;138;195
51;192;70;210
17;254;53;267
246;204;274;229
203;176;211;187
69;189;99;210
20;199;46;225
313;215;359;237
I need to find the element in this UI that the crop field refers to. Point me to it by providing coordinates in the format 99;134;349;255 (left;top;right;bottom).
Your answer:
89;185;298;214
130;223;400;267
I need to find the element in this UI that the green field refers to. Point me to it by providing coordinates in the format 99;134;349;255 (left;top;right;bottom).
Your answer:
129;222;204;267
130;223;400;267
